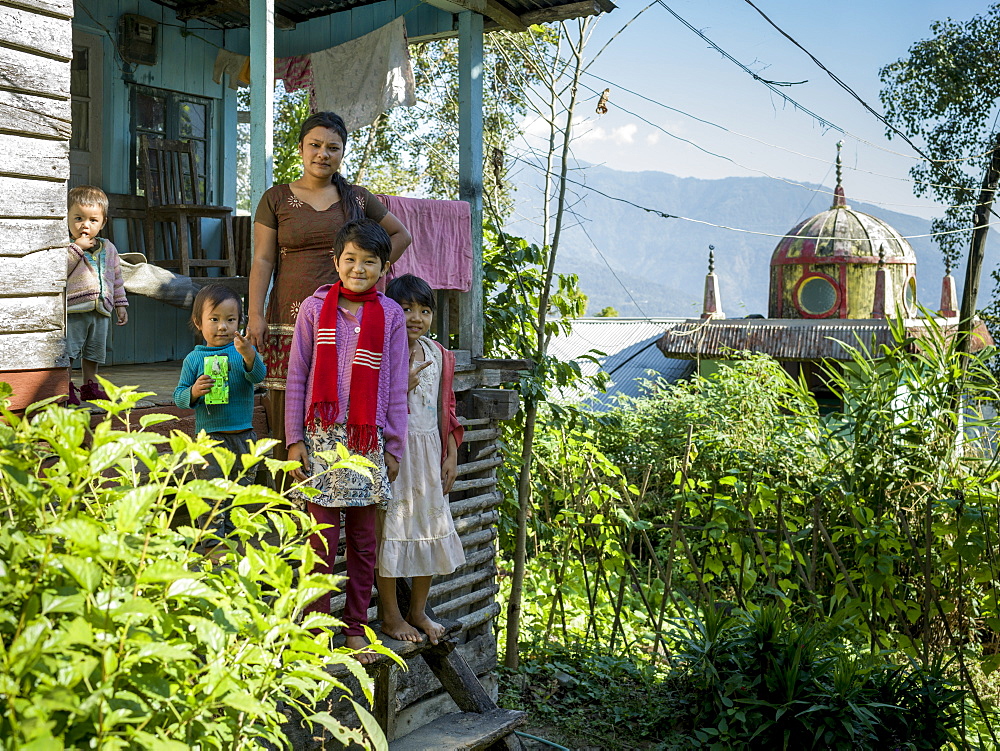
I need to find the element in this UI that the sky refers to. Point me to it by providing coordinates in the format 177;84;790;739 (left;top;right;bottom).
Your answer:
515;0;992;224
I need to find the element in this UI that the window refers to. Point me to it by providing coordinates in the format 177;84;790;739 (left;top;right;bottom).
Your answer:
795;273;839;317
130;85;213;201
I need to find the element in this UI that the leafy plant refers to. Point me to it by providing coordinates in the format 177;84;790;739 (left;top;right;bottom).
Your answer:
0;381;389;750
667;602;968;750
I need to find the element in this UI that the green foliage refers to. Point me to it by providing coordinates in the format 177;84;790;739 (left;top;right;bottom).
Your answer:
499;641;687;748
0;381;388;750
501;319;1000;744
879;4;1000;270
669;603;968;749
597;352;819;503
595;306;618;317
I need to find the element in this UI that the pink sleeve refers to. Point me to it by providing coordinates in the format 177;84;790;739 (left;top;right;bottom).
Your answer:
439;344;464;459
382;306;409;462
284;297;317;447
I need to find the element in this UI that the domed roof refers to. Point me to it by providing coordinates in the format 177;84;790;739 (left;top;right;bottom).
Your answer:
771;144;916;267
770;185;916;266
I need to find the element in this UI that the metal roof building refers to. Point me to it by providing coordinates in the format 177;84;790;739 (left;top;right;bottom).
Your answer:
548;317;695;410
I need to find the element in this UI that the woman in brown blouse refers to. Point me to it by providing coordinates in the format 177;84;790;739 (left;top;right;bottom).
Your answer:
247;111;411;459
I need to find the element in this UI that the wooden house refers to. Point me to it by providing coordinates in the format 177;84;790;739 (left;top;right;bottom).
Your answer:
0;0;615;746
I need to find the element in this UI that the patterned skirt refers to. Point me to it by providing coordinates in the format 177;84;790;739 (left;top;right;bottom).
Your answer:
287;422;392;509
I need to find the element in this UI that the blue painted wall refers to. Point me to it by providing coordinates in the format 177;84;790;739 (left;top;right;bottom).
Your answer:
72;0;455;365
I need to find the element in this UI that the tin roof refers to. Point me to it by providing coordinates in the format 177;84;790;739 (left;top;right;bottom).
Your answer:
548;317;694;409
153;0;614;30
657;317;993;361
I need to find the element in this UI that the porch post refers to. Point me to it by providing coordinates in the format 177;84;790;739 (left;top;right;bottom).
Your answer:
249;0;274;246
458;10;484;357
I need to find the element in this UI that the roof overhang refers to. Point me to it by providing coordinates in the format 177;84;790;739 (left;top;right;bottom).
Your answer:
657;318;994;362
151;0;614;31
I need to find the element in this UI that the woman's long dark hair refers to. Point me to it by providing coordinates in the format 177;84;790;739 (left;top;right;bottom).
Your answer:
298;111;364;221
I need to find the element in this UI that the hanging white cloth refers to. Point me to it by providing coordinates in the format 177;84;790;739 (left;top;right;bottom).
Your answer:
308;16;416;132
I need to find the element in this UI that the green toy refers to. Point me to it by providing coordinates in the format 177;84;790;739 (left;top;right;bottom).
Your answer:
203;354;229;405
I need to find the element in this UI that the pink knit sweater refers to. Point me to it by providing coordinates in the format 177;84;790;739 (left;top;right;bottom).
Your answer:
66;238;128;314
284;285;409;461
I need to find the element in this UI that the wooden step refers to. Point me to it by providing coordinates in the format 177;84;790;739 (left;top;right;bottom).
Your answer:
326;618;463;675
387;708;527;751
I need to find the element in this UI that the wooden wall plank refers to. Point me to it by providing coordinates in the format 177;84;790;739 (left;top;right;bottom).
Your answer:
0;249;65;295
0;176;66;218
0;46;70;99
0;295;62;333
0;133;69;180
1;0;74;20
0;4;72;60
0;330;67;370
0;90;71;139
0;219;68;257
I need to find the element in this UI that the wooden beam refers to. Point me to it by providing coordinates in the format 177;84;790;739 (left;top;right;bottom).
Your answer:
458;11;485;356
426;0;526;32
518;0;609;26
249;0;274;237
176;0;296;30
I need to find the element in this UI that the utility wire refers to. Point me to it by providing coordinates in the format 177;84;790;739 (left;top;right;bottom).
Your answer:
740;0;932;161
508;152;984;242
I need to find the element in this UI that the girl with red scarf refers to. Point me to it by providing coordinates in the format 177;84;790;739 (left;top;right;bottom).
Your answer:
284;219;409;663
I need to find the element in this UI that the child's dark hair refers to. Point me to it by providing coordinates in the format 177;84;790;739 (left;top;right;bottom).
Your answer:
386;274;435;313
191;283;243;332
333;218;392;267
298;111;363;221
68;185;109;218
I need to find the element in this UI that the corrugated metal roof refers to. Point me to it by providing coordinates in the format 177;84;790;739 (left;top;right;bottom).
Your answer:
549;318;694;409
154;0;613;29
657;318;993;361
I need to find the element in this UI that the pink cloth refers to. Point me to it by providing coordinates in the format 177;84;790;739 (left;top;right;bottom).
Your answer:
284;285;409;460
274;55;314;97
378;195;473;291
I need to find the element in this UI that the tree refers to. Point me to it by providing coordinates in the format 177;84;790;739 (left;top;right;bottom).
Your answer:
596;306;619;317
879;5;1000;275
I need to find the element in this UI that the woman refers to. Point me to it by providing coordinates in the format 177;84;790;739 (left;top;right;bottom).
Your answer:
247;111;411;461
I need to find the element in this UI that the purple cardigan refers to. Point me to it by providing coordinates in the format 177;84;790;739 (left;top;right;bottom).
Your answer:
284;285;409;461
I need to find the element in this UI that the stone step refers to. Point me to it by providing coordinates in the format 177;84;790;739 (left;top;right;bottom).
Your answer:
387;708;527;751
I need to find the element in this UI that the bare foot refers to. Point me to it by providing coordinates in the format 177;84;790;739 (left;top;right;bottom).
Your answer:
344;634;378;665
381;616;423;643
407;611;446;645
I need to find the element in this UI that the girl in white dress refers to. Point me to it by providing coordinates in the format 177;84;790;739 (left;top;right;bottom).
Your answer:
378;274;466;643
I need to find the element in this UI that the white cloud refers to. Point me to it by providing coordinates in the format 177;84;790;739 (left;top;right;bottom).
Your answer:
612;123;637;144
646;132;661;145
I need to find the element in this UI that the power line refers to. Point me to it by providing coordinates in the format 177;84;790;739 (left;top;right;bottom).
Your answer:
508;152;985;242
740;0;932;161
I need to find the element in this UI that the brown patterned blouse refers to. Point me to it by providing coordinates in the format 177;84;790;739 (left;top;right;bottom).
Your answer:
253;183;388;390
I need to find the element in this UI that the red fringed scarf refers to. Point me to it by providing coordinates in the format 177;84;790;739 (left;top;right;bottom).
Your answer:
307;281;384;454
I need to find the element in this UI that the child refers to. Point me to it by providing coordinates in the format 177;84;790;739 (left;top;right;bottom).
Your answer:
173;283;266;551
377;274;465;645
65;185;128;404
284;218;408;662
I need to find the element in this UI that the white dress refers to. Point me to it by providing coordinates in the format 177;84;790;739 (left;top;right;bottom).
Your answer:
377;338;466;577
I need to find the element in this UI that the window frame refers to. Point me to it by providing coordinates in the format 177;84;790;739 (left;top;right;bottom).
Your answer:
129;84;214;203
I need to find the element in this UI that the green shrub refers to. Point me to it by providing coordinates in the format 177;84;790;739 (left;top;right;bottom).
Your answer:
0;381;389;750
668;603;967;749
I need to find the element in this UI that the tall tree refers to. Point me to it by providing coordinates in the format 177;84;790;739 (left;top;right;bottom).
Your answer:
880;4;1000;275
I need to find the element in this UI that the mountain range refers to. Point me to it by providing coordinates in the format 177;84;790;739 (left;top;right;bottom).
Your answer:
507;162;996;319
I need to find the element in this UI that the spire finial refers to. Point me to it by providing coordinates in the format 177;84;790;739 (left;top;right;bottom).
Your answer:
708;244;715;274
877;243;886;269
833;140;847;208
